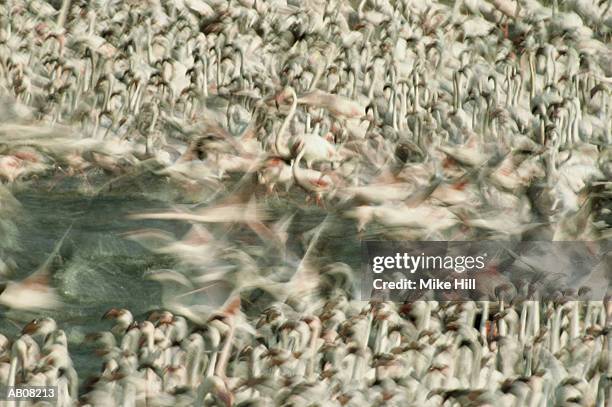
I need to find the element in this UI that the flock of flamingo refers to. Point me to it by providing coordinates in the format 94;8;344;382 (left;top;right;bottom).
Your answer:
0;0;611;405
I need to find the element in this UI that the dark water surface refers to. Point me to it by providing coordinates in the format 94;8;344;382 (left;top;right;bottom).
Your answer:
4;187;188;379
1;178;361;382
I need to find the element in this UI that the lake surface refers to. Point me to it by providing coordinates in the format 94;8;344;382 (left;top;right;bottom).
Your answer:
0;176;362;382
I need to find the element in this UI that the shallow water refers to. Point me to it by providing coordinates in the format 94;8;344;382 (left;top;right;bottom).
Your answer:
1;177;362;382
2;188;177;378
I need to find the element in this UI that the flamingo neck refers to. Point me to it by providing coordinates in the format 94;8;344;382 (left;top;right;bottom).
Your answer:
215;320;235;378
358;0;367;19
291;148;311;192
275;89;298;158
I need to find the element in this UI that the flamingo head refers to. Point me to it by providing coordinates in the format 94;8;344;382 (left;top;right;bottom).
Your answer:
274;86;295;109
22;317;57;337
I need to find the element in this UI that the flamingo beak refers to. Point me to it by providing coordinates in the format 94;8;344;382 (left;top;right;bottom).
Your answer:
102;308;120;320
22;320;38;335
